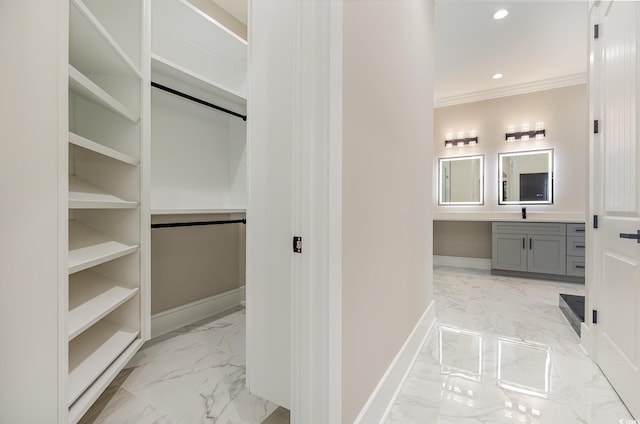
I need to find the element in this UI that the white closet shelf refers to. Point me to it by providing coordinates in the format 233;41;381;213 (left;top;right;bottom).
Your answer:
151;54;246;109
68;320;139;406
151;208;246;215
70;0;142;79
68;339;143;424
69;220;139;274
69;132;139;166
69;271;139;340
69;176;139;209
69;65;140;123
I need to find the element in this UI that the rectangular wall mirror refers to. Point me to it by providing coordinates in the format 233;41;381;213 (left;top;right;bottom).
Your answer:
439;155;484;205
499;149;553;205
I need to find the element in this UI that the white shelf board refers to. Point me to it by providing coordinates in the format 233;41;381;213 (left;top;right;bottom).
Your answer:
151;208;246;215
68;320;138;405
151;54;246;107
70;0;142;79
69;132;139;166
69;176;139;209
69;271;139;340
68;338;143;424
69;65;140;123
69;220;139;274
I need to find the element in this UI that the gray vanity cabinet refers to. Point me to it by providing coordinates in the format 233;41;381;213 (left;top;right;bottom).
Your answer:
492;222;568;277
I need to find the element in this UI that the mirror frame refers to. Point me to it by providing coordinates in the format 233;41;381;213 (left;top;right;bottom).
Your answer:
438;154;485;206
498;149;554;205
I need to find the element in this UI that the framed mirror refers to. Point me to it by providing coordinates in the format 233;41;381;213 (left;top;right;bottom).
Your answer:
498;149;553;205
439;155;484;205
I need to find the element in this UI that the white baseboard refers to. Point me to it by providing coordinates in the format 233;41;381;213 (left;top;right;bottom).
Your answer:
580;322;594;358
433;255;491;270
354;300;437;424
151;286;245;339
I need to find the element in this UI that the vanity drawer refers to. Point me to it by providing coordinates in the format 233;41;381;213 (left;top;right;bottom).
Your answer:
567;256;585;277
567;223;586;236
567;236;586;257
492;222;566;236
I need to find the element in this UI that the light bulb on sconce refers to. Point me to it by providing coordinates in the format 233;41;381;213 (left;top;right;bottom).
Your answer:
506;125;516;142
521;123;530;140
445;132;453;148
468;130;477;145
536;122;545;139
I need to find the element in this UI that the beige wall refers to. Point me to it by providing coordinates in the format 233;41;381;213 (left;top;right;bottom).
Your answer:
433;221;492;259
433;85;587;260
434;85;588;215
151;214;245;313
342;1;434;422
186;0;247;40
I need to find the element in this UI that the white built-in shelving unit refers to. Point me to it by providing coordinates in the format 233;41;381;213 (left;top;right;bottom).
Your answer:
67;0;148;422
150;0;247;215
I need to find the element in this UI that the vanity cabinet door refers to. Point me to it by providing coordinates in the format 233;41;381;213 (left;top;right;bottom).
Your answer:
492;233;527;272
527;235;567;275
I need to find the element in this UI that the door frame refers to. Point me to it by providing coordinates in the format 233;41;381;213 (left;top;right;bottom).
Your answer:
291;1;343;423
583;0;602;358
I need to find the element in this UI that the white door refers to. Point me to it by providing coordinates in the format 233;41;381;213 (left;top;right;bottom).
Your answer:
591;1;640;418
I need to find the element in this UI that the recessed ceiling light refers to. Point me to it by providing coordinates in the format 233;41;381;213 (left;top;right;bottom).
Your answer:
492;73;504;80
493;9;509;20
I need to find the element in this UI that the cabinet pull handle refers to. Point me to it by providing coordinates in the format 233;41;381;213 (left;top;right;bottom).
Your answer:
522;237;525;249
575;228;585;232
576;245;585;249
576;265;585;269
530;238;533;250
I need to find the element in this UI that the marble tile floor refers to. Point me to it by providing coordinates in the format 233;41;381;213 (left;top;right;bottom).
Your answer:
79;307;278;424
386;266;634;424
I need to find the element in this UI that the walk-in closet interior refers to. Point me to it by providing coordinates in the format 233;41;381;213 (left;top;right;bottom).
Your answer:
4;0;283;422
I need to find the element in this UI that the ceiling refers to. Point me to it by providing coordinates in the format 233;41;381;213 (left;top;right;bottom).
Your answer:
435;1;588;103
209;0;588;104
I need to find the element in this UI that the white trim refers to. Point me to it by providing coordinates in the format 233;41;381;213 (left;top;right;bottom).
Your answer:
354;300;437;424
291;1;343;423
435;73;587;108
433;255;492;270
580;322;595;358
150;286;245;339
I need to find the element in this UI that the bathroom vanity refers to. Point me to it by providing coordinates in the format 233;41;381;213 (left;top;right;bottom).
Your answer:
491;221;585;282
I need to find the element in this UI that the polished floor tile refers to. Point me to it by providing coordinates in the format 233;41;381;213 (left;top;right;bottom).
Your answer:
79;308;277;424
386;266;633;424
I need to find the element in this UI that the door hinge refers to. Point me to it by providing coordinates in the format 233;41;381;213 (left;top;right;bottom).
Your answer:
594;24;599;39
594;120;599;134
592;309;598;324
593;214;599;229
293;236;302;253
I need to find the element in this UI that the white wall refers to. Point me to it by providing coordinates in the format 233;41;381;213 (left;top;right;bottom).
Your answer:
434;85;588;220
342;1;434;422
0;0;67;422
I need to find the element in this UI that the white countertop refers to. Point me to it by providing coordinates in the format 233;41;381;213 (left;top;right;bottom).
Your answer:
433;212;586;223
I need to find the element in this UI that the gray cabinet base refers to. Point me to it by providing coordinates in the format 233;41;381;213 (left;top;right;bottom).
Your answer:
491;268;585;284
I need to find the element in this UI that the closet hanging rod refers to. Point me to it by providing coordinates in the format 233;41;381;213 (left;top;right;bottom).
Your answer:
151;81;247;121
151;219;246;229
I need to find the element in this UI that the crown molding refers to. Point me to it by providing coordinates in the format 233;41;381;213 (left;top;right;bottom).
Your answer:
434;73;587;108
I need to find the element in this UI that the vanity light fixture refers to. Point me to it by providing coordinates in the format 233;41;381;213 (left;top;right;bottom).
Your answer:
505;122;545;141
444;130;479;148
